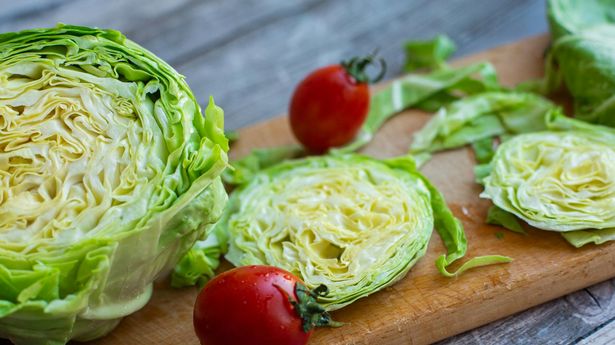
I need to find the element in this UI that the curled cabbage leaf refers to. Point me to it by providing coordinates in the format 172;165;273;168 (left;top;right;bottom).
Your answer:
482;112;615;242
410;91;556;165
222;154;510;310
0;25;228;345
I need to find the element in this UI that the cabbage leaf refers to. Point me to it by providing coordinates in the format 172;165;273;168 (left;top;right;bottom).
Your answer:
410;92;556;161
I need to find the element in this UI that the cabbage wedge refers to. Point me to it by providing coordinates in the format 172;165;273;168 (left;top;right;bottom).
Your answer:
221;153;510;310
0;25;228;344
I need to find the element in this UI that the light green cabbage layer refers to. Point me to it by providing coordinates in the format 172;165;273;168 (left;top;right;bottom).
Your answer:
483;131;615;231
222;154;510;310
0;25;228;345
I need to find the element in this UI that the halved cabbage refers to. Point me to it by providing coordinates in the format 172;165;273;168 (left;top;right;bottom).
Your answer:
0;25;228;344
222;154;510;310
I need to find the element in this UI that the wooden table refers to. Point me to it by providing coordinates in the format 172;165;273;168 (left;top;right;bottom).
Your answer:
2;1;615;344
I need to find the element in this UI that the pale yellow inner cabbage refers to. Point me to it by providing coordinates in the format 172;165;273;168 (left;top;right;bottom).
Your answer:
229;165;432;288
0;62;165;250
483;132;615;231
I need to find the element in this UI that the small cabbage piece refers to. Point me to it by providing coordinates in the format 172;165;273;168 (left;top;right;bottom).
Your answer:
404;35;456;72
481;112;615;246
410;91;557;164
0;25;228;344
222;154;510;310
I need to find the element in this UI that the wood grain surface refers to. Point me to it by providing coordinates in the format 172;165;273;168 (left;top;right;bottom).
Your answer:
0;0;547;130
79;35;615;345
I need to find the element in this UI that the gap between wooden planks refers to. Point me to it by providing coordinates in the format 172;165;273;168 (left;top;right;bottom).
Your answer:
88;34;615;345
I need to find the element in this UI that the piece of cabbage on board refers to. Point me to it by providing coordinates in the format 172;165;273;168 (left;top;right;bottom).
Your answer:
222;153;510;311
0;25;228;344
481;113;615;247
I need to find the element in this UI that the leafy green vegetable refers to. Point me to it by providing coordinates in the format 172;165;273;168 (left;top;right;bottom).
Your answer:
410;92;556;161
0;25;229;345
545;0;615;126
481;112;615;245
221;153;510;310
404;35;456;72
547;0;615;40
487;206;526;235
338;62;500;152
562;228;615;248
222;145;303;185
471;137;497;165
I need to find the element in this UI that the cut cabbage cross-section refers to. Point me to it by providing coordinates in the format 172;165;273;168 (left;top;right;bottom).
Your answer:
223;154;510;310
0;25;228;345
482;131;615;231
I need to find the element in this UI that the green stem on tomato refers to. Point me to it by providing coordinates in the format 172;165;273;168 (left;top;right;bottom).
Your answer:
341;52;387;84
275;283;343;332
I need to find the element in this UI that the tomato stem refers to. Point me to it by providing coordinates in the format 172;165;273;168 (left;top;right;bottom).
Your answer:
341;51;387;84
276;283;343;333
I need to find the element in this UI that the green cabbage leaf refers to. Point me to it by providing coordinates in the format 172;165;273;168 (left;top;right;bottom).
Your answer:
0;25;228;344
410;92;557;162
338;62;499;152
220;153;510;310
545;0;615;126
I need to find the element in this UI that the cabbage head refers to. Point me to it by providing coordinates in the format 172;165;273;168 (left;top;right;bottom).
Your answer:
223;153;510;310
0;25;228;344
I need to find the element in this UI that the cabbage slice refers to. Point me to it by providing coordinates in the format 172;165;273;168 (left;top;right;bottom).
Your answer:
222;154;510;310
483;131;615;231
481;112;615;246
0;25;228;344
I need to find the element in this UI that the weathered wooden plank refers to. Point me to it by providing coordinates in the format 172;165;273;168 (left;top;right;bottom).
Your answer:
176;0;547;129
0;0;546;130
0;0;74;23
578;309;615;344
0;0;194;34
438;278;615;344
125;0;323;64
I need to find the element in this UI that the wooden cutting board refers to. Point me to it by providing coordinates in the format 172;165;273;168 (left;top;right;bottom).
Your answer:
88;34;615;345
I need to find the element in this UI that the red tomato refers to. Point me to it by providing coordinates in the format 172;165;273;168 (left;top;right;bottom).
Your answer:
193;265;338;345
289;54;386;153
